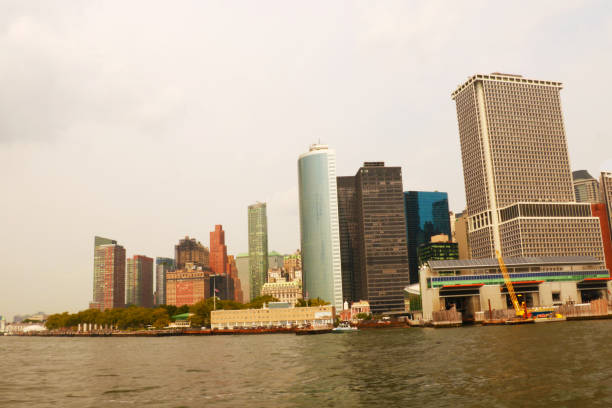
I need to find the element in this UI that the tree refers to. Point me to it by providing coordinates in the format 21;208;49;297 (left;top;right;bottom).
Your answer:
295;297;329;307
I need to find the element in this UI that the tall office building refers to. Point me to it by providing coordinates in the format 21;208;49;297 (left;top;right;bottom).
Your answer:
227;255;243;303
404;191;452;283
298;145;343;309
209;225;228;275
573;170;601;203
235;253;250;302
337;162;410;313
155;257;174;305
454;212;471;260
126;255;154;307
601;172;612;242
175;236;210;270
452;73;604;260
248;202;268;300
91;236;126;311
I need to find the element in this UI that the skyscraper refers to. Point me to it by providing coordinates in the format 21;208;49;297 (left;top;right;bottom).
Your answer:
298;144;343;309
235;253;250;302
337;162;410;313
155;257;174;305
601;172;612;242
175;236;210;270
126;255;154;307
248;202;268;300
209;225;228;275
404;191;452;283
452;73;604;260
91;236;125;311
573;170;601;203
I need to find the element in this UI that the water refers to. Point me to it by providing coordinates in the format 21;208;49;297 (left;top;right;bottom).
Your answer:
2;321;612;407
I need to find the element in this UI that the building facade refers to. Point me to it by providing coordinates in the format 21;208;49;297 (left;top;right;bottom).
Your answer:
166;267;209;307
418;242;459;265
452;73;604;260
337;162;411;313
404;191;452;282
601;172;612;243
591;203;612;273
235;253;250;303
248;202;269;301
211;304;334;329
126;255;154;308
155;257;174;305
175;236;209;270
261;281;302;305
454;212;471;260
91;237;126;310
227;255;243;303
573;170;601;203
298;144;343;309
209;225;228;275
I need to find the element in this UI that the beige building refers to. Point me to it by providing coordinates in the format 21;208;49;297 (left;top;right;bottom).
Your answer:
601;172;612;239
452;73;604;260
573;170;601;203
211;304;334;329
261;281;301;305
454;212;471;260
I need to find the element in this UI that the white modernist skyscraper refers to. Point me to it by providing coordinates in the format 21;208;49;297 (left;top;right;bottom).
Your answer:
298;144;343;309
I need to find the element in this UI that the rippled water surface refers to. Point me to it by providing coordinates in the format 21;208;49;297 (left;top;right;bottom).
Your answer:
2;321;612;407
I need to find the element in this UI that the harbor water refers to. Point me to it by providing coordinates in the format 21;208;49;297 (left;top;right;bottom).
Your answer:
2;321;612;407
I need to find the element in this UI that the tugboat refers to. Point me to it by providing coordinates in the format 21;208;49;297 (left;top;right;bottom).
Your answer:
332;322;358;333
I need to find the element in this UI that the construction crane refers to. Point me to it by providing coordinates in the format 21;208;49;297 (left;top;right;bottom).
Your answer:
496;250;527;318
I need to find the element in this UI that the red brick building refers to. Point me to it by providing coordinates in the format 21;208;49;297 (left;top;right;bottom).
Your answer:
91;243;126;311
166;268;210;307
209;225;228;275
592;203;612;274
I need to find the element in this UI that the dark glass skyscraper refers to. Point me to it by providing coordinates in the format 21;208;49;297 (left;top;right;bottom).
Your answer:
404;191;451;283
337;162;410;313
155;257;174;305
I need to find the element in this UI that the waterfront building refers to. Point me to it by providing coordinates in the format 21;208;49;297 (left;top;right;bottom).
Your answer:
454;212;471;260
452;73;604;260
419;256;611;321
91;236;126;311
573;170;601;203
337;175;358;303
248;202;269;301
350;300;371;320
175;236;209;269
155;257;174;305
418;242;459;265
211;303;334;329
298;144;343;309
235;253;250;302
601;172;612;242
336;162;410;313
210;225;228;275
261;281;302;305
126;255;154;308
165;264;209;307
404;191;452;283
0;316;6;333
591;203;612;273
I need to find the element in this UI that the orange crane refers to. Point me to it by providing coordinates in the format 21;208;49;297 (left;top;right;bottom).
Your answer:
496;250;529;318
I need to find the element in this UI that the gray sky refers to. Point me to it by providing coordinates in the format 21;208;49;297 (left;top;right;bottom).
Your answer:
1;1;611;320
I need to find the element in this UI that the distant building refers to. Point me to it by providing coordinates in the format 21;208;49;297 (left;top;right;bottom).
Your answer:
337;162;410;313
454;212;471;260
211;304;334;329
283;250;302;281
235;253;250;302
452;73;604;261
166;265;209;307
573;170;601;203
350;300;371;320
591;203;612;273
418;242;459;265
209;274;234;301
601;172;612;243
268;251;285;270
404;191;452;283
175;236;209;270
261;281;302;305
91;236;125;311
227;255;244;303
155;257;174;305
210;225;228;275
0;316;6;333
248;202;269;301
298;144;343;310
126;255;154;308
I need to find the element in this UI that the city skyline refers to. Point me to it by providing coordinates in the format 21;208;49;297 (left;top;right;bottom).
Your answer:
2;1;612;320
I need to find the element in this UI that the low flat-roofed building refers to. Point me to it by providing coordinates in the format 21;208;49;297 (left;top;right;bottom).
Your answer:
420;256;611;321
211;304;334;329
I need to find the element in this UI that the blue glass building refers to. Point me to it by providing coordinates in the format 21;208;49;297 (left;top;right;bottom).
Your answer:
404;191;451;283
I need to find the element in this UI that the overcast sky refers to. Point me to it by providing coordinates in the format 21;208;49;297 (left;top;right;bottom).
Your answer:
1;1;611;320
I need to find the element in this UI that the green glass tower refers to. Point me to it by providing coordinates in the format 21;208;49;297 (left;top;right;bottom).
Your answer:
248;202;268;300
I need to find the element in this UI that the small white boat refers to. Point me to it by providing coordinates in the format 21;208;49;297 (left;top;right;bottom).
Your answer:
534;316;566;323
332;322;358;333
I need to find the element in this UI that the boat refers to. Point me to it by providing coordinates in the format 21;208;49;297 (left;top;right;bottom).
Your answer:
332;322;358;333
295;326;332;335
